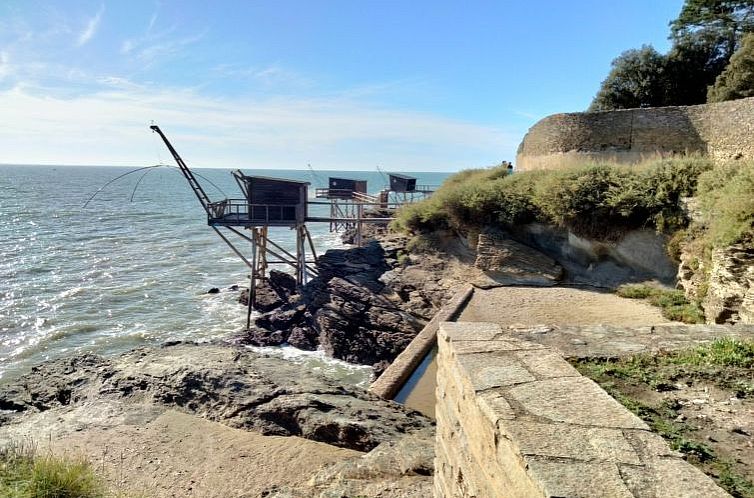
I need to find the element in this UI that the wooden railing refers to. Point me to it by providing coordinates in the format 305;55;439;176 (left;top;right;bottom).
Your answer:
207;199;303;225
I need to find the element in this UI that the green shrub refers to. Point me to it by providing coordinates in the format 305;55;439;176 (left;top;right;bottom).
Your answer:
393;157;714;241
676;337;754;368
696;161;754;246
0;442;106;498
616;284;705;323
616;283;656;299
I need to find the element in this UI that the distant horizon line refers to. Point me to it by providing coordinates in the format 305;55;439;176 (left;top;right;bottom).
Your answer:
0;162;466;173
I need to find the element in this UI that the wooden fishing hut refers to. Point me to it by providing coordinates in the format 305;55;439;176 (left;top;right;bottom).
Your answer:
389;173;417;193
314;176;376;234
318;177;368;199
385;173;435;204
150;125;317;329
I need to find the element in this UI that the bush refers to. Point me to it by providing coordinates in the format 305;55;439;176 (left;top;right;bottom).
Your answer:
394;157;714;241
696;161;754;246
0;442;106;498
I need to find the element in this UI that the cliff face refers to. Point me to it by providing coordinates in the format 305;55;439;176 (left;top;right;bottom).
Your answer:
678;242;754;324
516;97;754;171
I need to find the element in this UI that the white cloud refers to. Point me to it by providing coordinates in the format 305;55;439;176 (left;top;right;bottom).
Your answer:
0;83;521;170
76;5;104;47
0;52;10;80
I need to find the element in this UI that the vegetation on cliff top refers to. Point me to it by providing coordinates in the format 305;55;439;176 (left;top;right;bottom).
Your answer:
393;156;717;242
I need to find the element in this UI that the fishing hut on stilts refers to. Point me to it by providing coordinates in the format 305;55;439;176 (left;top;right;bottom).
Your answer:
150;126;317;330
149;126;428;329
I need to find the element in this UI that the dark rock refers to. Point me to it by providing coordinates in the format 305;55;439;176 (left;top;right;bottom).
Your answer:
287;326;318;351
207;287;220;294
239;270;299;313
228;284;239;291
243;326;288;347
246;240;426;368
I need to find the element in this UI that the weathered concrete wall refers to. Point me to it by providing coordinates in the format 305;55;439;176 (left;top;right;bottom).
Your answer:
434;322;731;497
517;97;754;171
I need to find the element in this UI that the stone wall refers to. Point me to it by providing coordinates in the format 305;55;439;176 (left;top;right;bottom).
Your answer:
516;97;754;171
434;322;731;497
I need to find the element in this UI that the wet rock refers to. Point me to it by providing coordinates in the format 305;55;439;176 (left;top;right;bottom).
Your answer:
287;326;318;351
207;287;220;294
244;326;288;346
239;270;298;313
244;241;426;368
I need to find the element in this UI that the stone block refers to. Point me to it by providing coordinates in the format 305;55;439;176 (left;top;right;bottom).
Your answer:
620;458;731;498
500;421;641;465
455;352;536;390
508;377;647;429
476;390;516;426
514;349;580;379
439;322;502;342
452;339;543;355
527;460;634;498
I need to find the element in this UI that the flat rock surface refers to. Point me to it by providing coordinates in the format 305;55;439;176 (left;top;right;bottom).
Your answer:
460;286;670;327
43;409;360;498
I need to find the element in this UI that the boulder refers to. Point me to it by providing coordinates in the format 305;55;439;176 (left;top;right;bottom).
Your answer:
244;241;426;368
239;269;298;313
474;230;563;286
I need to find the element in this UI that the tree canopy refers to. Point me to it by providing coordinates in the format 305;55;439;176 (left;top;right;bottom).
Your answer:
589;46;670;111
589;0;754;111
708;32;754;101
671;0;754;59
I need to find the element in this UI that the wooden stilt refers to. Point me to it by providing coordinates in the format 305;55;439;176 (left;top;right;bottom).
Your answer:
246;227;258;329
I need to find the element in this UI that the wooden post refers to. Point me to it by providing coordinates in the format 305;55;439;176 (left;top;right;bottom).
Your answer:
356;203;364;247
246;227;258;330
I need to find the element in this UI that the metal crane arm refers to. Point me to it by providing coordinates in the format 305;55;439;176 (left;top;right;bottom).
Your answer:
150;125;212;213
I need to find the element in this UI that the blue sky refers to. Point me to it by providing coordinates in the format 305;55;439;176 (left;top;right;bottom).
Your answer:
0;1;682;171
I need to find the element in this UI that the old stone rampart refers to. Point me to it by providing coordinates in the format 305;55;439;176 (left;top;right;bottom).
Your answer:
517;97;754;170
434;321;731;497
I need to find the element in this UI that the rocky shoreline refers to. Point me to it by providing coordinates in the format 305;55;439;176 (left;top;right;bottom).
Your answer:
0;342;436;496
239;231;464;377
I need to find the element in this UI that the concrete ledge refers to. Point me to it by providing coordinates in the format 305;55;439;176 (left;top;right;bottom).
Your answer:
434;322;731;498
369;284;474;400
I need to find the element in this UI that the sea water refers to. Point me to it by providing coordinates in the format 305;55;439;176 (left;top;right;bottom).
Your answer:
0;165;450;385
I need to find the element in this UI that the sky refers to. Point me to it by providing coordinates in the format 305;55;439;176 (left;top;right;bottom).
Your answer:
0;1;684;171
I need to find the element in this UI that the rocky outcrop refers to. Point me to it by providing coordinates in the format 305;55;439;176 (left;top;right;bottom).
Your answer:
0;343;432;452
242;239;452;370
702;244;754;324
240;269;298;312
473;230;563;286
510;224;678;287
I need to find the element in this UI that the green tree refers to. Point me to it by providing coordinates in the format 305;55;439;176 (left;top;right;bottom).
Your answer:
589;46;670;111
670;0;754;62
665;30;730;105
708;32;754;101
589;0;754;110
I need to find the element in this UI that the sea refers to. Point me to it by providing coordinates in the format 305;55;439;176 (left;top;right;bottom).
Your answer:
0;165;451;386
